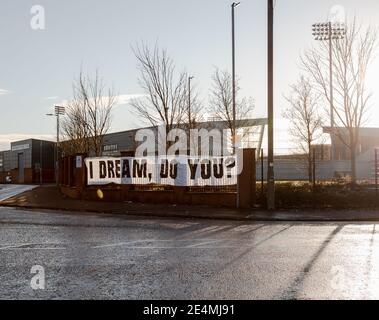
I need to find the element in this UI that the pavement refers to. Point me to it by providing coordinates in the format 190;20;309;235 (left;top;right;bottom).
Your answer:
1;206;379;300
0;185;252;221
3;185;379;221
0;184;37;202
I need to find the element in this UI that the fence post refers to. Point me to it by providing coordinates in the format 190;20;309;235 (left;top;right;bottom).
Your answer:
312;148;316;191
74;154;87;196
120;151;134;202
261;149;264;199
237;148;256;209
63;157;68;186
375;149;378;197
68;157;71;186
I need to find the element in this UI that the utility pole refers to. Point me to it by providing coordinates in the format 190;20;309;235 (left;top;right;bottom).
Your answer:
40;140;43;184
267;0;275;210
231;2;240;150
188;76;194;129
56;111;59;169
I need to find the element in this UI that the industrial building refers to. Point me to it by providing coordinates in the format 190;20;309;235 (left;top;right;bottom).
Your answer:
4;121;379;184
99;119;267;157
0;139;56;184
0;119;267;184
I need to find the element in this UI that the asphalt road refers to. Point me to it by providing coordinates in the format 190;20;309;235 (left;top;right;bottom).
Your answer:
0;206;378;300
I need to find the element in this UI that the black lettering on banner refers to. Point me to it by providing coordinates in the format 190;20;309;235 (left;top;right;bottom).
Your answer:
170;162;178;179
133;160;147;178
122;159;131;178
89;161;93;179
160;160;169;178
115;160;121;178
201;160;211;179
107;160;115;178
213;159;224;179
188;160;199;180
225;158;236;178
99;161;107;179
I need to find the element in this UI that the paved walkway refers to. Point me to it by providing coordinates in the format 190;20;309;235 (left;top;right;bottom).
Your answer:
0;184;37;202
3;185;379;221
0;185;252;220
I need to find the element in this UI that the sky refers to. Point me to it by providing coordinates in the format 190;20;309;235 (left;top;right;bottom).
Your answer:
0;0;379;152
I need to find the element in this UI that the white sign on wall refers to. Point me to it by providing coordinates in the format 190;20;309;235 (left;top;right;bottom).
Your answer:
85;156;238;187
11;144;30;152
76;155;83;168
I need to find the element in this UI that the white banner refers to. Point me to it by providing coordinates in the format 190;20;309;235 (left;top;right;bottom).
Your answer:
85;156;238;186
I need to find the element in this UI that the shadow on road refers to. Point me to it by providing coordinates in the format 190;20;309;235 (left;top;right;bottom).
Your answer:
281;225;345;299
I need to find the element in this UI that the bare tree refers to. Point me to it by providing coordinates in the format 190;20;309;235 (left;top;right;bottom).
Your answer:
283;76;323;182
62;70;116;156
130;43;188;150
302;18;377;184
61;99;90;156
209;68;254;149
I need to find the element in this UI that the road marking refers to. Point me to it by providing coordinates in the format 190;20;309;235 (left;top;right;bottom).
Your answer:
92;239;225;249
186;240;224;248
0;243;39;250
92;239;263;250
92;240;155;249
6;247;67;251
0;232;291;251
0;242;66;251
93;245;255;249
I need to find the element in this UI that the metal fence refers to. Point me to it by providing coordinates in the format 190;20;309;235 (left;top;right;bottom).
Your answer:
256;147;378;185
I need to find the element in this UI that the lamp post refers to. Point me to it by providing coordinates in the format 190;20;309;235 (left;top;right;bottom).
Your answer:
267;0;275;210
47;105;65;185
188;76;194;129
312;22;346;160
231;2;240;150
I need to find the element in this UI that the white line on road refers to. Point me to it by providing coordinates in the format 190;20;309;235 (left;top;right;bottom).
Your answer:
92;239;226;249
186;240;224;248
92;245;253;249
92;240;154;249
3;247;67;251
0;237;271;251
0;242;66;251
0;243;39;250
91;239;259;250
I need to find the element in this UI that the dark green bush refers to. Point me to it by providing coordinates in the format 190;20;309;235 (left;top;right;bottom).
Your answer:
256;182;379;210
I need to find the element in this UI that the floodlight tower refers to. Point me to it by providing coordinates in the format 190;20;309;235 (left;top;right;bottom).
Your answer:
231;2;241;149
47;105;65;184
312;22;346;160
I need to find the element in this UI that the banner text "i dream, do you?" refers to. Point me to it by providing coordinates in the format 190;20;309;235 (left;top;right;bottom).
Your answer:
85;156;238;187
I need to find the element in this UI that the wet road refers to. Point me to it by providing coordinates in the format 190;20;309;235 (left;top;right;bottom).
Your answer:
0;206;378;300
